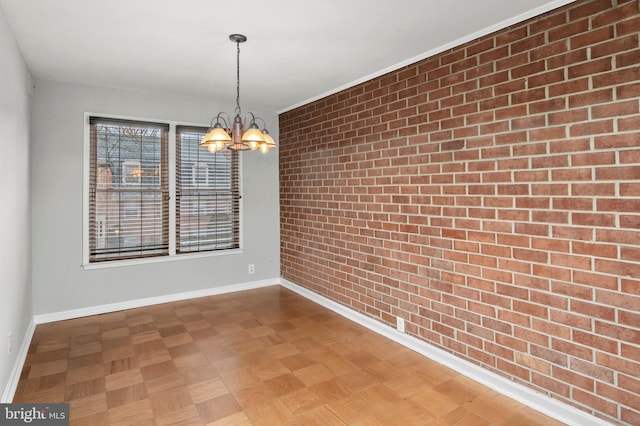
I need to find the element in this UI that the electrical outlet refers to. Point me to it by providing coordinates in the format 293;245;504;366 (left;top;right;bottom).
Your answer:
248;264;255;274
8;332;12;354
396;317;405;333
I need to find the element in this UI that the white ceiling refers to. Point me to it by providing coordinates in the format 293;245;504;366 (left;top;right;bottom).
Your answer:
1;0;574;113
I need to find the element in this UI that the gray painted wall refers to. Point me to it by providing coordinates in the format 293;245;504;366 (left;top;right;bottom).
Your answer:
31;80;280;315
0;6;33;399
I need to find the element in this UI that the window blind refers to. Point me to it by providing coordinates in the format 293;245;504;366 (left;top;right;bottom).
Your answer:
89;117;169;262
176;125;240;253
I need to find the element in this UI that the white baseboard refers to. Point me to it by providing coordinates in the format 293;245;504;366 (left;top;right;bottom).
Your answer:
7;277;609;425
1;318;36;403
279;278;610;426
33;279;278;324
3;280;278;402
2;280;277;403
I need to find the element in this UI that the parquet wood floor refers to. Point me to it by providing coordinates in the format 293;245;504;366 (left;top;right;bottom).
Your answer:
14;286;564;425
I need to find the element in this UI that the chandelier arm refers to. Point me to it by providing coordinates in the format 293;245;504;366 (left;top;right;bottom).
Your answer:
243;112;258;127
215;112;232;130
251;116;274;136
252;116;267;128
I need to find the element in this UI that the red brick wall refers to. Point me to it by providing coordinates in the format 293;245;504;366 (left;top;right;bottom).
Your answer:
279;1;640;423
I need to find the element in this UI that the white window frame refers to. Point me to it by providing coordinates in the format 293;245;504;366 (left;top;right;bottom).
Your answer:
82;113;244;269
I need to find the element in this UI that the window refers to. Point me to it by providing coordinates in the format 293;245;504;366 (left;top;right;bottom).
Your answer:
191;162;209;186
121;160;142;185
176;126;240;253
86;116;241;265
88;117;169;262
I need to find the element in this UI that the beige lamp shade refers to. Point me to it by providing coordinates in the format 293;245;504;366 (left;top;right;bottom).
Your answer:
262;132;276;147
201;127;232;147
241;127;265;150
258;130;276;153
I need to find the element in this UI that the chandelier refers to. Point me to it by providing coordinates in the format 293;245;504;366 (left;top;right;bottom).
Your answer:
200;34;276;154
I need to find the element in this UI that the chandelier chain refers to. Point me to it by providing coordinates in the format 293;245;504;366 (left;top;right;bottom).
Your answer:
235;40;241;117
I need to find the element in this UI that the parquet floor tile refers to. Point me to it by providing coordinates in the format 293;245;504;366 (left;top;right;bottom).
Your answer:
13;286;565;425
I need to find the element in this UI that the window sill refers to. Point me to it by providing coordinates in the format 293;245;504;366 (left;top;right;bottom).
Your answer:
82;248;245;270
